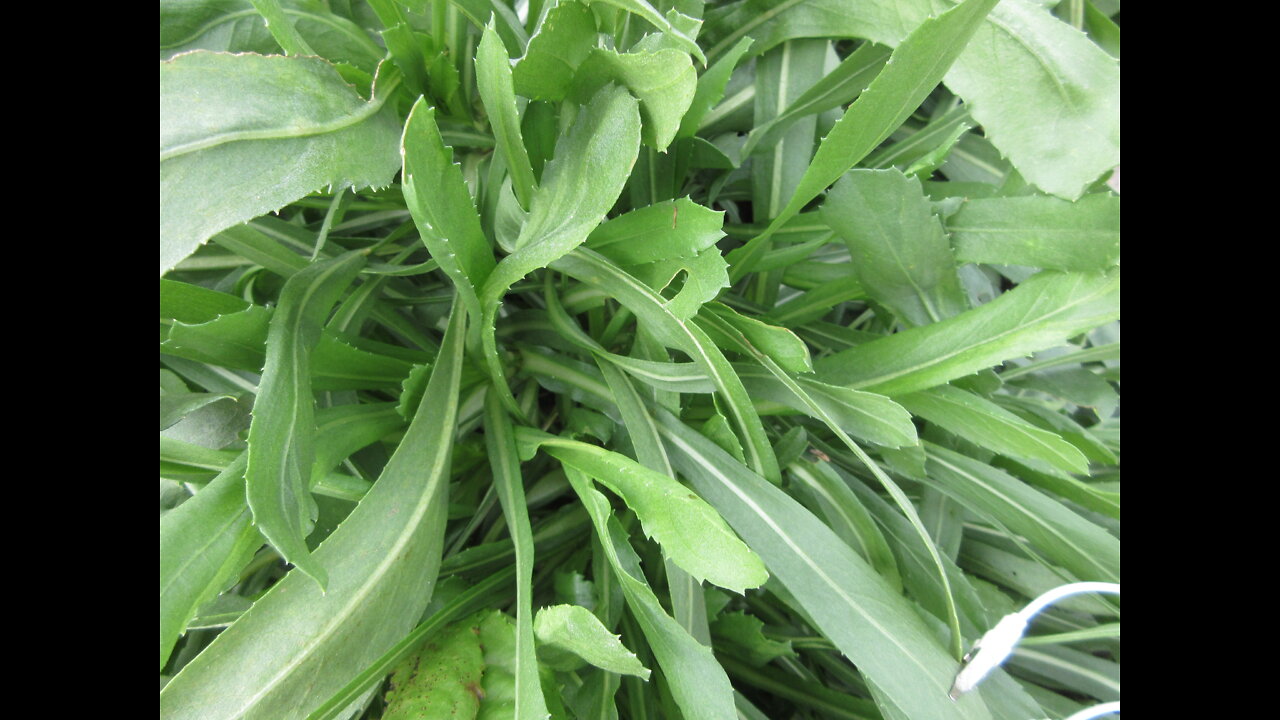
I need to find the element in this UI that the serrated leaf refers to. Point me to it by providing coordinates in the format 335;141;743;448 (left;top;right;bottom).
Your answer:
629;247;730;320
160;53;401;274
570;48;697;150
585;198;725;266
563;466;737;720
402;99;497;319
162;296;415;391
521;432;767;593
700;302;812;373
245;250;366;589
479;85;641;412
477;22;539;208
677;36;753;138
534;604;651;677
513;0;599;101
710;611;795;667
821;168;967;327
948;194;1121;271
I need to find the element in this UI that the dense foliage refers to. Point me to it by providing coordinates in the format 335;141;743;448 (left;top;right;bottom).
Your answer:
160;0;1120;718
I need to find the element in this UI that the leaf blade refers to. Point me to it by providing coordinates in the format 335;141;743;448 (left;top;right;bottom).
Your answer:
160;53;401;274
245;250;366;589
161;304;469;720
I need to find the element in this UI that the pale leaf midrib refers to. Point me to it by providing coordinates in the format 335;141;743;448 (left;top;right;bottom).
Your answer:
842;275;1116;392
659;425;953;702
216;350;462;718
160;77;395;162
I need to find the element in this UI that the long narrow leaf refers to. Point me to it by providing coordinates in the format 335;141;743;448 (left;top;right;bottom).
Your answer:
161;305;469;720
245;250;366;589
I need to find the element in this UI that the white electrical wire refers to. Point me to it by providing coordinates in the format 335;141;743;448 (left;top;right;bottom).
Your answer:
950;582;1119;700
1020;582;1120;622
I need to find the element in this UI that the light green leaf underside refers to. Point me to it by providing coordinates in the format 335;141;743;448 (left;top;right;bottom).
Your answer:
655;410;995;720
401;99;496;319
160;52;400;274
160;306;468;720
821;168;966;327
244;251;366;589
898;385;1089;473
534;604;651;677
815;269;1120;396
948;194;1121;271
522;432;768;593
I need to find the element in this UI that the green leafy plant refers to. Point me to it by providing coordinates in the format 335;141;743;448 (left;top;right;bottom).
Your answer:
160;0;1119;718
